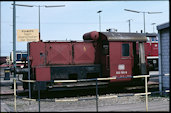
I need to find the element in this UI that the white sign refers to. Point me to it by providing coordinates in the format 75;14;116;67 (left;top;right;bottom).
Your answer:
118;64;125;70
17;29;39;42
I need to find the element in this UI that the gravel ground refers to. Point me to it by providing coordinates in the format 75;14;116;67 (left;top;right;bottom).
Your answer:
1;93;169;112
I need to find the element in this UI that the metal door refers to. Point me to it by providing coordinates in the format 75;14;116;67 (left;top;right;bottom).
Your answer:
109;42;133;82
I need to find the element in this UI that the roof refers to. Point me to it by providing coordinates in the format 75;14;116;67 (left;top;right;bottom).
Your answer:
100;32;147;42
157;22;169;30
145;33;157;37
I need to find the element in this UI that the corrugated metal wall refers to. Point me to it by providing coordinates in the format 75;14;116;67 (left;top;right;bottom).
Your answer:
160;28;170;89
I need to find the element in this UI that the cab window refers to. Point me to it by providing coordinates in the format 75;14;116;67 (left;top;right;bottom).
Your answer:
122;44;129;56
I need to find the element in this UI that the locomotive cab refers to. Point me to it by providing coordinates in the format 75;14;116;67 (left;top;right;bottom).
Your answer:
83;31;148;83
99;32;147;83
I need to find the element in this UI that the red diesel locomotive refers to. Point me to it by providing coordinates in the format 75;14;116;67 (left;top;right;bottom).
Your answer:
144;33;158;71
23;31;148;91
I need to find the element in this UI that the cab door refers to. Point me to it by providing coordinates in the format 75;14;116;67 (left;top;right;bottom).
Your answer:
109;42;133;82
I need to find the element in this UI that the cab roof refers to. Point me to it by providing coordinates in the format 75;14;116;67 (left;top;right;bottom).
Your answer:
100;32;147;42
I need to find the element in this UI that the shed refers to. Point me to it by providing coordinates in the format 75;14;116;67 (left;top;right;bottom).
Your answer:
157;22;170;94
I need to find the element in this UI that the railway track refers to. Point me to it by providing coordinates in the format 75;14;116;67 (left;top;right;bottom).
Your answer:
13;81;159;99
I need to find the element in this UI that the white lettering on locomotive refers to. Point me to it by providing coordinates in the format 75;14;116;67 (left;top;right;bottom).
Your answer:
116;71;127;74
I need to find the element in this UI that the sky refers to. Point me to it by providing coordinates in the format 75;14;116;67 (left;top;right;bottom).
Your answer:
0;1;169;56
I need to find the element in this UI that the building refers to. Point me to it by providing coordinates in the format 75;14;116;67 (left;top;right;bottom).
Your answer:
157;22;170;95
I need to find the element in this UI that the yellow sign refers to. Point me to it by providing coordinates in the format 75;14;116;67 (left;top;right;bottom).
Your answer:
17;29;39;42
83;46;87;52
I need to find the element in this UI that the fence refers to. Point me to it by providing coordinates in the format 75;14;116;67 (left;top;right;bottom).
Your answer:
13;75;169;112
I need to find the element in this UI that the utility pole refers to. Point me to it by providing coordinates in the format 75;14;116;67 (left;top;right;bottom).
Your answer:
143;12;145;33
13;1;16;78
151;23;156;33
0;1;1;58
127;19;133;32
38;5;41;40
97;10;102;32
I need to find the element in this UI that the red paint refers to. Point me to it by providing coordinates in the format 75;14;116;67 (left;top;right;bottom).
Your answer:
83;31;99;41
29;42;45;67
30;41;96;66
144;42;158;57
109;42;132;82
36;67;50;81
73;42;95;64
46;42;72;65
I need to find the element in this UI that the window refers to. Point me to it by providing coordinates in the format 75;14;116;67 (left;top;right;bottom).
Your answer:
103;45;109;55
22;54;28;60
151;37;158;42
16;54;21;61
122;44;129;56
147;37;151;42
